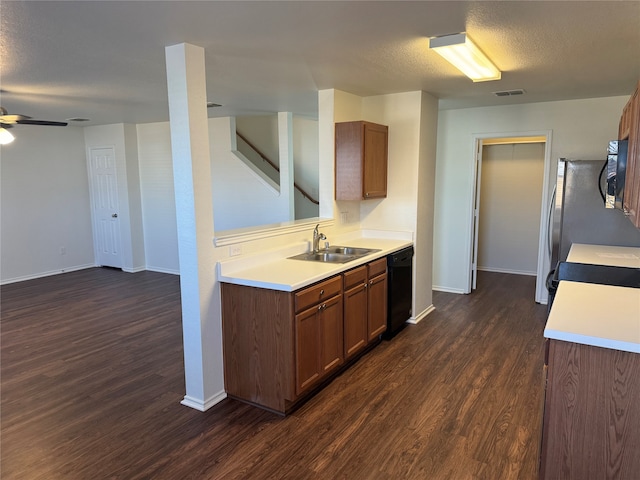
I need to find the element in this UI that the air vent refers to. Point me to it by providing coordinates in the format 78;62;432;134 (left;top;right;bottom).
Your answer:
493;89;525;97
66;117;91;122
206;102;222;108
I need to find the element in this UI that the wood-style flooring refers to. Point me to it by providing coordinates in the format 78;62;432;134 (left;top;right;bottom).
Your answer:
1;268;547;479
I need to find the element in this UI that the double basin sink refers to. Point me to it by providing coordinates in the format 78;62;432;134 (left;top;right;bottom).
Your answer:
288;246;381;264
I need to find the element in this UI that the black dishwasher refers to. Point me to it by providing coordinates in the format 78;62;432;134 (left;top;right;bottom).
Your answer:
384;246;414;339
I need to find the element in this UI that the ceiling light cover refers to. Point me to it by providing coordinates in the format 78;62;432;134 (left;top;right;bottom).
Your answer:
0;127;15;145
429;33;501;82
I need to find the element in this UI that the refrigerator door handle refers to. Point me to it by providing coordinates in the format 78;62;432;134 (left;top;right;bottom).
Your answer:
547;183;557;258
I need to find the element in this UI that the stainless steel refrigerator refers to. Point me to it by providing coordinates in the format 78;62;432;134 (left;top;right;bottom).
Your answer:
550;159;640;267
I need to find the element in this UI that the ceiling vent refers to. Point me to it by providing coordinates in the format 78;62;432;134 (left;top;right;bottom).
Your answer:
493;89;526;97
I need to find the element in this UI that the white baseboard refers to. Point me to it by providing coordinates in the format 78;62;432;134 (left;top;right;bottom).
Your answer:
407;304;436;324
145;266;180;275
122;265;146;273
0;263;96;285
181;391;227;411
477;266;537;276
432;285;467;294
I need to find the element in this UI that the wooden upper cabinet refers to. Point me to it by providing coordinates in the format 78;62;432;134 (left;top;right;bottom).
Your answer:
335;121;388;200
619;80;640;228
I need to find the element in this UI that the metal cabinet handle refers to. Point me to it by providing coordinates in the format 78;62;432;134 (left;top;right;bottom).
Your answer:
319;289;324;296
112;213;118;218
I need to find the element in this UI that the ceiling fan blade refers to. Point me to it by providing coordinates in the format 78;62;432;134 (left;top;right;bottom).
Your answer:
0;114;31;124
16;119;68;127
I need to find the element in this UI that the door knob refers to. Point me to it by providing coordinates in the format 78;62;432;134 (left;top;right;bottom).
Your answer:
112;213;118;218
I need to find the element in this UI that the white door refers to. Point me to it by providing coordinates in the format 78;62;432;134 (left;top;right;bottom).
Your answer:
90;147;122;268
470;140;483;291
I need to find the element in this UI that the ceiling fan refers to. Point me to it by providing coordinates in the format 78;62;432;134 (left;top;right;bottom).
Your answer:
0;106;68;144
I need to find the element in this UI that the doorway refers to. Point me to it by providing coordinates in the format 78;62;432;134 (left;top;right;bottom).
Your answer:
470;133;553;303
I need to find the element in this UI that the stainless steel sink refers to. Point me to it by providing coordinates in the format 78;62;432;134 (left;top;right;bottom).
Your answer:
325;246;377;256
288;246;380;263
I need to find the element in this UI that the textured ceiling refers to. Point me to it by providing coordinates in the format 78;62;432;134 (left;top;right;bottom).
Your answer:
1;1;639;127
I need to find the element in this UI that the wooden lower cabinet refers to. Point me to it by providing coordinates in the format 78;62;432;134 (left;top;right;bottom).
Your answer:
343;258;388;359
343;266;369;359
222;257;390;414
295;293;343;396
367;259;388;340
539;339;640;479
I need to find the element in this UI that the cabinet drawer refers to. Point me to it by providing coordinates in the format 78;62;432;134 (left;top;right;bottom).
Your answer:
368;257;387;278
343;265;367;290
295;275;342;313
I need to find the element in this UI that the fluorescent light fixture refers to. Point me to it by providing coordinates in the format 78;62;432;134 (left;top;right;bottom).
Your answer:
0;127;15;145
429;32;501;82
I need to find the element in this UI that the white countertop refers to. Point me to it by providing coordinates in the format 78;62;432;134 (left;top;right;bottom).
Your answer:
544;281;640;354
217;235;412;292
567;243;640;268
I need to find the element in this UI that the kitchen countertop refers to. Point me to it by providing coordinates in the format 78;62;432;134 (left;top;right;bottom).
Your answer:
544;281;640;354
217;236;412;292
567;243;640;268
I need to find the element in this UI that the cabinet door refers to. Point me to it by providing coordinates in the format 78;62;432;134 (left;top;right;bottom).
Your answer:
621;81;640;228
295;306;321;396
367;272;388;340
363;122;388;199
319;295;344;375
343;283;368;359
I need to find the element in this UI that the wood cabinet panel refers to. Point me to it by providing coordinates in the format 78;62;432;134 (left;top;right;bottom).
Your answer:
295;275;342;313
295;306;322;395
368;271;388;340
343;281;368;359
540;340;640;479
619;80;640;229
221;283;295;412
335;121;388;200
319;295;344;375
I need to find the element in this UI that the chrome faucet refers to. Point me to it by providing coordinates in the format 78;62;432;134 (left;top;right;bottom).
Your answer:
312;224;326;253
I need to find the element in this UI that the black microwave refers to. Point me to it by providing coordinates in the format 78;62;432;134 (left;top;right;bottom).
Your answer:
606;139;629;210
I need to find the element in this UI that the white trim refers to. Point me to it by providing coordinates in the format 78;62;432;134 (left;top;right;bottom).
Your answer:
145;266;180;275
407;304;436;324
468;130;553;303
478;266;537;276
0;264;96;285
181;391;227;411
122;266;146;273
214;217;334;247
432;285;467;294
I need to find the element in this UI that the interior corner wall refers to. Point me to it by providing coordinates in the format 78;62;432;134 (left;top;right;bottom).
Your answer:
415;91;439;316
136;122;180;274
360;91;422;233
83;124;145;273
0;126;95;284
433;95;629;293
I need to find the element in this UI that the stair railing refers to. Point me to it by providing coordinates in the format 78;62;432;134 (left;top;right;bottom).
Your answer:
236;131;319;205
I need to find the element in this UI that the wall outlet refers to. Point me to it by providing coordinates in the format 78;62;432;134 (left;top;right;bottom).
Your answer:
340;211;349;223
229;245;242;257
60;246;66;255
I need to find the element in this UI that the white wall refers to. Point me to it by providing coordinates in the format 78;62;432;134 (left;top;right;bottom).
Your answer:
0;126;95;283
84;124;146;272
478;143;545;275
433;96;628;293
210;117;291;231
293;115;320;219
136;122;180;274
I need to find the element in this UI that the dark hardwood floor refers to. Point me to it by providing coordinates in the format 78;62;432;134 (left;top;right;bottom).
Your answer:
1;268;547;479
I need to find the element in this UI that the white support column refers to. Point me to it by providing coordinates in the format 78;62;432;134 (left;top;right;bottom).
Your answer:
278;111;295;220
165;43;225;410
